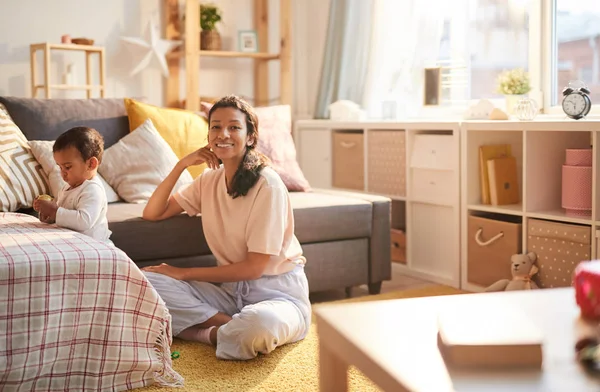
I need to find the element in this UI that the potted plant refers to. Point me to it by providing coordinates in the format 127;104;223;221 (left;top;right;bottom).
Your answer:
200;3;222;51
496;68;531;115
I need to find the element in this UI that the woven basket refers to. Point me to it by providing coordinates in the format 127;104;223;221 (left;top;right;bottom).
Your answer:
201;30;221;51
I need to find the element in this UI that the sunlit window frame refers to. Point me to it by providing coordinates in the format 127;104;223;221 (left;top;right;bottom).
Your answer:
535;0;600;115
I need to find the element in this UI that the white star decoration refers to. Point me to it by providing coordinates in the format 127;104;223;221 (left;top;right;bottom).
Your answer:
121;21;181;78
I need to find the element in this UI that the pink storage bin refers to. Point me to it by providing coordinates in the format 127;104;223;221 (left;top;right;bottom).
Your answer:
565;148;593;166
562;166;592;214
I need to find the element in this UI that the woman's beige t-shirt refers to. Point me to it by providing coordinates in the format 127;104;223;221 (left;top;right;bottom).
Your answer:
173;166;306;276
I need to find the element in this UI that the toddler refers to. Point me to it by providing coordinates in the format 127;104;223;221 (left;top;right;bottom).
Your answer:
33;127;112;244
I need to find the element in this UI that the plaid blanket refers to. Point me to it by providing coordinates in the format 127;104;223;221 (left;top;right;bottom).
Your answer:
0;213;184;391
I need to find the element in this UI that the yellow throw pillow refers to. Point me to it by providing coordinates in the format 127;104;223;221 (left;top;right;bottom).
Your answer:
123;98;209;178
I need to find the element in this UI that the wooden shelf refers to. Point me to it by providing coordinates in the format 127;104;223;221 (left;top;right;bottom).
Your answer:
467;203;523;216
527;210;592;225
30;43;103;53
168;50;280;60
34;84;104;91
164;0;292;110
29;42;106;99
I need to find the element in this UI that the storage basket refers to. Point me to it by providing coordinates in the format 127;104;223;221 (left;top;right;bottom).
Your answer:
367;130;406;197
528;219;591;288
332;131;364;190
391;229;406;264
467;214;522;287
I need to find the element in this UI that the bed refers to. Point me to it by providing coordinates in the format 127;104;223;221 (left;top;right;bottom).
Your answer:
0;213;183;391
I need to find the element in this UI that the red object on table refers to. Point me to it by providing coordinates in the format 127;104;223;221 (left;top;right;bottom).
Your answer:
574;260;600;320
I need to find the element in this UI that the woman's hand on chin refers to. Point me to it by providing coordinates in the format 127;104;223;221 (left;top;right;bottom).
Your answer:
142;263;188;280
180;146;220;169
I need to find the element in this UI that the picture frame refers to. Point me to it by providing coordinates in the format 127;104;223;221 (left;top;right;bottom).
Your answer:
423;67;441;106
238;30;258;53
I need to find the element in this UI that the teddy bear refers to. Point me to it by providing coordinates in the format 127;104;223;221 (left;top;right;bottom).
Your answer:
484;252;539;292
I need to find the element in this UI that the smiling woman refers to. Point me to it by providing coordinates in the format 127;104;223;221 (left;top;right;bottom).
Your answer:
140;95;311;361
206;95;271;198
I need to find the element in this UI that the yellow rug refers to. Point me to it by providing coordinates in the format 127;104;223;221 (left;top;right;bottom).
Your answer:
140;285;470;392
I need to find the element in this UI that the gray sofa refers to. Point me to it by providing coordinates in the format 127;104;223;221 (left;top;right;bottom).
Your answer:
0;97;392;295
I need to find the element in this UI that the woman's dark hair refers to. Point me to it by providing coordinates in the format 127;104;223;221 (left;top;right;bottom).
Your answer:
208;95;270;199
53;126;104;164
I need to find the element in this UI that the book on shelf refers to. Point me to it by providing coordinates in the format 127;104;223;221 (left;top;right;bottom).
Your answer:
437;301;543;369
479;144;512;204
487;156;520;206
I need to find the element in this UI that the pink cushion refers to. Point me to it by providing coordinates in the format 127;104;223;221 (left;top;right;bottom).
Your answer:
201;102;311;192
254;105;311;192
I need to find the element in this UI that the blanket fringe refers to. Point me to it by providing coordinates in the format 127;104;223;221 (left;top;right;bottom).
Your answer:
153;308;184;388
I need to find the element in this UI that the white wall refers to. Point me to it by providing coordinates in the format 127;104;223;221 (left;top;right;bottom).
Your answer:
0;0;330;117
0;0;163;104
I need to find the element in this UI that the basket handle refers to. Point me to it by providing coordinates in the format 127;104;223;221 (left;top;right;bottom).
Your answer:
340;141;356;149
475;228;504;246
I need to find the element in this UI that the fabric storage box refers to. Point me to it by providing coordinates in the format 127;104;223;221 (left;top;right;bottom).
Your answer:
367;130;406;196
409;134;457;205
332;130;364;190
467;213;522;287
391;228;406;264
528;219;591;288
409;134;456;170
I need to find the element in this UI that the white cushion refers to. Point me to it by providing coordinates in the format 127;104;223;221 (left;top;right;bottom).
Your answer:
0;104;50;211
28;140;120;203
98;118;193;203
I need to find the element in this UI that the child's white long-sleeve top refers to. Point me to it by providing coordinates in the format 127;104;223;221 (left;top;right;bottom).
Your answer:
55;175;112;243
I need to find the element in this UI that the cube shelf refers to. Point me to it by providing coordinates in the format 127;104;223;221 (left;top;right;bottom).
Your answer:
461;120;600;292
295;117;600;293
294;120;461;289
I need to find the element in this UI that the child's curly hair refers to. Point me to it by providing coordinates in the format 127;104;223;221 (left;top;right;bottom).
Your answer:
53;126;105;164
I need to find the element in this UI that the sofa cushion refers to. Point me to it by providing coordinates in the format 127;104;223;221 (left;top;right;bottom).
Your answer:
289;192;372;243
99;119;193;203
0;97;129;148
108;191;372;262
123;98;209;179
254;105;311;192
0;104;50;211
107;203;210;261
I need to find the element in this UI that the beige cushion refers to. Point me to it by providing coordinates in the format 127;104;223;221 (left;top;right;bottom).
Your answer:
0;104;50;211
28;140;120;202
99;118;193;203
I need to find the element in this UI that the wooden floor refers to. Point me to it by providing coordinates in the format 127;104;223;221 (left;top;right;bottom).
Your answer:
309;262;435;304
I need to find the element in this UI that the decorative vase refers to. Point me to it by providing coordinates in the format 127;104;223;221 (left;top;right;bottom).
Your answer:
562;148;592;217
200;30;222;51
504;94;525;116
515;98;538;121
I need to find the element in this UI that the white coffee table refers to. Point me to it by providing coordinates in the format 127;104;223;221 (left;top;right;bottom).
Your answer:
314;288;600;392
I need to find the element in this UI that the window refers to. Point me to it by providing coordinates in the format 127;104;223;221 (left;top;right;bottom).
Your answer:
436;0;531;102
552;0;600;106
467;0;530;100
363;0;533;118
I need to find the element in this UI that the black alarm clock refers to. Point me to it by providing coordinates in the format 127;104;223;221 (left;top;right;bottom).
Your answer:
562;80;592;120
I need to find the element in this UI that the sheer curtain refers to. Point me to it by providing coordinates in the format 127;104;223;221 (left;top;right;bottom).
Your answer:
362;0;447;119
313;0;375;119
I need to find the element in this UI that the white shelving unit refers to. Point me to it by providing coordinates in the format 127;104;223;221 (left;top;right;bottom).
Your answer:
296;117;600;292
460;119;600;292
294;120;462;288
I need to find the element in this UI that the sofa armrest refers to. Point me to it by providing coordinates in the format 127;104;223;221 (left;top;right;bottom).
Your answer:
310;188;392;287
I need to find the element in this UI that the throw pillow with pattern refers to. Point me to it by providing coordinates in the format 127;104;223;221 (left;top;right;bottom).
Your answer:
0;104;50;211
